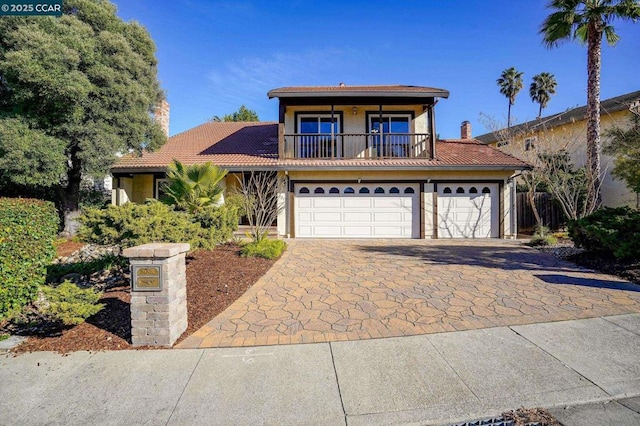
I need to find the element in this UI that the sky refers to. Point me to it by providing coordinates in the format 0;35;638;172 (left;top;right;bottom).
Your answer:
112;1;640;139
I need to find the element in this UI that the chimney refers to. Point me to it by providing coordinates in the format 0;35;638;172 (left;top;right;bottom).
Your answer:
154;99;170;137
460;120;471;139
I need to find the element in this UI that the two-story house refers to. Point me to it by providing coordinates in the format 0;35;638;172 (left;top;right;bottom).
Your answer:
111;84;528;239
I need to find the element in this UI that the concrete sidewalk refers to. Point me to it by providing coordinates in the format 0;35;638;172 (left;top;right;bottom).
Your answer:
2;314;640;425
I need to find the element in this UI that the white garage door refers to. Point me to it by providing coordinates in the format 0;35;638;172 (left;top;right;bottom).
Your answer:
295;183;419;238
437;183;499;238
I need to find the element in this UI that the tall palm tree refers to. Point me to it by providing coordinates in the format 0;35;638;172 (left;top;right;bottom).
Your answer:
162;160;228;214
540;0;640;209
497;67;524;128
530;72;558;117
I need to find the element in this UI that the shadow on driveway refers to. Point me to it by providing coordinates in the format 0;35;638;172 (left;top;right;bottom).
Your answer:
355;243;584;273
535;274;640;292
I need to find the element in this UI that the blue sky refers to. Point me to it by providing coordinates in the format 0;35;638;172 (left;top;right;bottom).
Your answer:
113;1;640;139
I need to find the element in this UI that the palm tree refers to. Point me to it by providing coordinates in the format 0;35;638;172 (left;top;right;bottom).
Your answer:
497;67;524;128
162;160;228;214
530;72;558;117
540;0;640;209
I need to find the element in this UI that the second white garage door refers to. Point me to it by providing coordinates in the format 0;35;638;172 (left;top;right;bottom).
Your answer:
437;183;499;238
295;183;419;238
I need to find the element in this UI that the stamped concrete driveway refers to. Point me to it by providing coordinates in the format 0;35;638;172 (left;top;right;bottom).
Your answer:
177;240;640;349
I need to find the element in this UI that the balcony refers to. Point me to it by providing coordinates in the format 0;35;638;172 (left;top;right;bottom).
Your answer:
282;133;432;159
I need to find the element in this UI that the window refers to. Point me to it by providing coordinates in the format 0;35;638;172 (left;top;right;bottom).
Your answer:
344;187;355;194
374;187;385;194
524;137;537;151
299;187;309;194
482;187;491;194
469;187;478;194
359;187;370;194
390;187;400;194
404;187;415;194
329;187;339;194
369;114;411;157
155;179;168;200
456;187;465;194
298;114;340;158
314;187;325;194
443;187;452;194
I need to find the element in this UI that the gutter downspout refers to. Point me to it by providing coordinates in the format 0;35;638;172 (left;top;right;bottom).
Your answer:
430;99;439;160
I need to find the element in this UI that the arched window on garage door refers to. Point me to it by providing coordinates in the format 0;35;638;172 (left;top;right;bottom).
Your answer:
456;187;465;194
374;187;385;194
359;187;370;194
404;187;415;194
390;187;400;194
482;187;491;194
443;187;452;194
469;187;478;194
299;187;309;194
314;187;325;194
329;187;339;194
344;187;355;194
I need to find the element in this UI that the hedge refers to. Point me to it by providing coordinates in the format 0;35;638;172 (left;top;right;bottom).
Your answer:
0;198;59;318
568;207;640;261
78;201;239;250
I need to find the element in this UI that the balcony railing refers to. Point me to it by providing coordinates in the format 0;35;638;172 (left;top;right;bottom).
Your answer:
282;133;431;159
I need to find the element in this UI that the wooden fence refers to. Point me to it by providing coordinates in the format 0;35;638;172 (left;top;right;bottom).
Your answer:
517;192;566;234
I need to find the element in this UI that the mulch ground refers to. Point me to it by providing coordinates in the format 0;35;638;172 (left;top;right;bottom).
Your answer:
569;251;640;285
8;243;275;354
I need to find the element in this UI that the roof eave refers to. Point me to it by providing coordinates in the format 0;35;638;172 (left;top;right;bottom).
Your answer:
267;89;450;99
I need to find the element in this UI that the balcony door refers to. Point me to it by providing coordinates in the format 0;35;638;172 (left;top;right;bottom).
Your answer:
298;115;340;158
369;114;411;157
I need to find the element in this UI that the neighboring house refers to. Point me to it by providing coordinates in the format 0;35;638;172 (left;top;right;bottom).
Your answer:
476;90;640;208
111;84;528;239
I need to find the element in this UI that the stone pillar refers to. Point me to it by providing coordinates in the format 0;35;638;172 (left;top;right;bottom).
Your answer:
123;243;189;347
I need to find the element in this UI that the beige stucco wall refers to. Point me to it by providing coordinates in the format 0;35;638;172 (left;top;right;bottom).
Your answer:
492;109;636;207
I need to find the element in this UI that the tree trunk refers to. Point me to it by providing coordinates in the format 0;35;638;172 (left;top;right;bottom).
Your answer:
528;190;543;232
61;147;82;235
586;22;603;211
507;101;512;128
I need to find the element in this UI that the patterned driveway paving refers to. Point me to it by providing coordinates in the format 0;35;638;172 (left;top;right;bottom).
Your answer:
176;240;640;348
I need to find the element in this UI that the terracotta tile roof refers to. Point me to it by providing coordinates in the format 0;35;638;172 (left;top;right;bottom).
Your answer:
111;122;528;173
112;122;279;171
279;139;528;169
268;85;450;99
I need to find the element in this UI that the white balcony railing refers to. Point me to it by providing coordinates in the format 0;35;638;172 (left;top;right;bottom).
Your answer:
283;133;431;159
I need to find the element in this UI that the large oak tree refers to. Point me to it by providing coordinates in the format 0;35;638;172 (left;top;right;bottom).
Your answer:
0;0;166;232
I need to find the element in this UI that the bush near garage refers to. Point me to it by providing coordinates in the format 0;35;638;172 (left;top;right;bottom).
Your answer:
241;238;286;259
78;201;239;250
0;198;59;319
568;207;640;261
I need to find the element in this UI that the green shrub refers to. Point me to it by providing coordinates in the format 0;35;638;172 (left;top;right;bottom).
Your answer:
568;207;640;261
78;201;239;250
39;281;104;326
78;201;206;248
224;193;246;218
193;203;240;243
0;198;59;319
241;238;286;259
526;225;558;247
527;234;558;247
